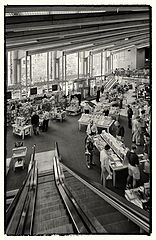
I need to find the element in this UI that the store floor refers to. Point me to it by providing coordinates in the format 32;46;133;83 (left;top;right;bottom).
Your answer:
5;113;148;197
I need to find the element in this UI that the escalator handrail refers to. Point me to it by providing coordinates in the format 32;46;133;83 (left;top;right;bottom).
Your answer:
54;153;98;233
6;144;36;231
29;161;38;235
6;162;36;235
54;155;90;233
61;162;150;233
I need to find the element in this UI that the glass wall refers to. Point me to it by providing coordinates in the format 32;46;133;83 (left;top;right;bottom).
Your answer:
93;53;101;76
32;53;47;83
66;53;78;80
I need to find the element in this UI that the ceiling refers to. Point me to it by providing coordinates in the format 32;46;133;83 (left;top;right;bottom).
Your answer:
5;5;151;55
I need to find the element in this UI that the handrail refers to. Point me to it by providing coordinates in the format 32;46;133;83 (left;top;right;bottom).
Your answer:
28;144;36;173
54;141;150;233
61;162;150;233
54;151;98;233
6;144;36;233
53;156;89;233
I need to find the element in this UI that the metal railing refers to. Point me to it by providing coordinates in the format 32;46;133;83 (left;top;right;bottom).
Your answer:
54;142;98;233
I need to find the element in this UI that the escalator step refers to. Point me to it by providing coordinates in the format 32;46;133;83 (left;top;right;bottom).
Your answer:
35;203;65;215
38;175;55;184
36;198;63;208
34;209;68;222
37;192;61;202
103;219;140;234
33;216;71;233
36;223;74;234
97;211;127;226
38;170;54;177
90;205;117;216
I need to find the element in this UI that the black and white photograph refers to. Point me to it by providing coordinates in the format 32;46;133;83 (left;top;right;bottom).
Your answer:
3;3;153;236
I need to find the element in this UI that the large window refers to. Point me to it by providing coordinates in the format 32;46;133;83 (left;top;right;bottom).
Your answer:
93;53;101;76
66;53;78;80
32;53;47;83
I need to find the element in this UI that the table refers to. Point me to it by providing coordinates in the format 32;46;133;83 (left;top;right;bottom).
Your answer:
50;111;66;122
78;115;114;132
12;124;32;139
66;106;81;116
12;146;27;171
93;134;128;187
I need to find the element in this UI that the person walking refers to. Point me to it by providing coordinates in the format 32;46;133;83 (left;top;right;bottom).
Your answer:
126;144;140;189
100;145;113;186
127;105;133;129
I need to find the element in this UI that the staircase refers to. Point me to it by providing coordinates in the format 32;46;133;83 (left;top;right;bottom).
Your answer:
104;76;117;91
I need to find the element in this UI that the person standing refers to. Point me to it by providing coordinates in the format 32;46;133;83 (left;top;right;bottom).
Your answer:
115;121;125;142
42;110;50;132
127;105;133;129
96;88;100;102
132;116;141;145
85;136;95;169
31;111;39;135
86;120;98;137
101;85;104;94
100;145;113;186
126;144;140;189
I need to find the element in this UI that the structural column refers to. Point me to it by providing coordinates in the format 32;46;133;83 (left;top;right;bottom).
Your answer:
25;51;28;88
65;54;67;95
29;55;32;84
47;52;49;91
78;52;80;79
12;50;18;84
111;52;113;73
101;51;103;77
89;52;93;77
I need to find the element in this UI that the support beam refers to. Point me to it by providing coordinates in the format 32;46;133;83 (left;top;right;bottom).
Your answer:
25;51;28;88
6;11;149;32
47;52;49;91
6;20;149;44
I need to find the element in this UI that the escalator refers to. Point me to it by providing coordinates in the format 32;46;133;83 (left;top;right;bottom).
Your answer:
5;142;150;235
33;170;75;234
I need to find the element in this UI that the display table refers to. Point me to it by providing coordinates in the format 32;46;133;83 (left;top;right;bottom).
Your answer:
50;110;66;122
93;134;128;187
12;124;32;139
66;106;81;115
12;146;27;171
78;114;114;132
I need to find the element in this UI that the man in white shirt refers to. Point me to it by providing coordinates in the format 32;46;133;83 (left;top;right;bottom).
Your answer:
86;120;98;136
100;145;112;186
